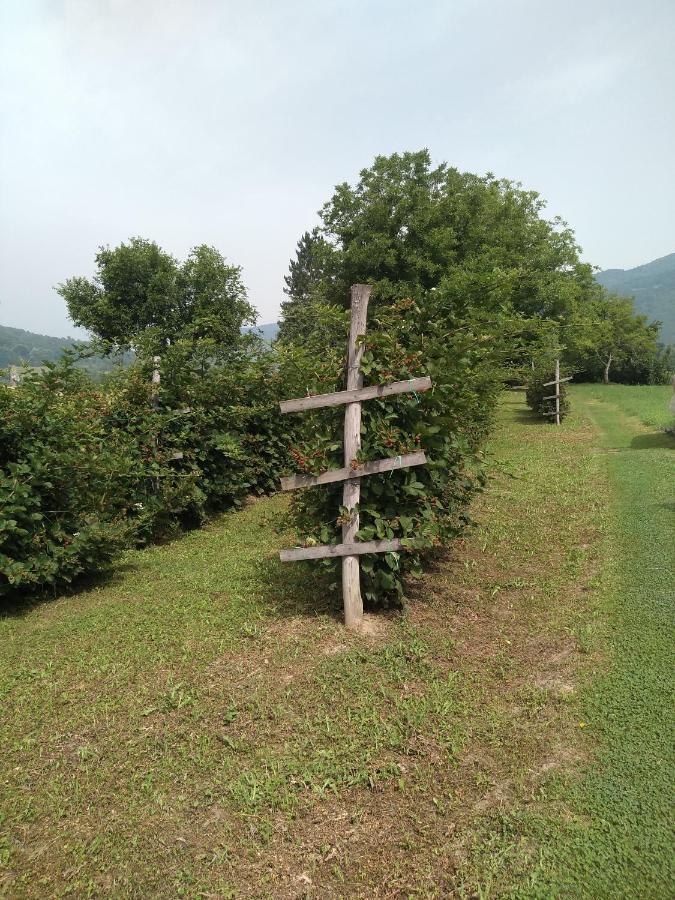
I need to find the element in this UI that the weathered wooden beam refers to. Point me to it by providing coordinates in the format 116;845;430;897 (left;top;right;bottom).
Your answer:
280;539;402;562
543;394;559;400
543;376;572;387
280;451;427;491
279;376;432;414
342;284;370;629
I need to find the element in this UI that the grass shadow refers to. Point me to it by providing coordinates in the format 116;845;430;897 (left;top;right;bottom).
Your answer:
629;432;675;451
249;551;408;624
514;409;549;426
248;552;343;622
0;560;140;621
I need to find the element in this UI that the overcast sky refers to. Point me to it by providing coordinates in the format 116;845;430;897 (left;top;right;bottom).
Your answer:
1;0;673;337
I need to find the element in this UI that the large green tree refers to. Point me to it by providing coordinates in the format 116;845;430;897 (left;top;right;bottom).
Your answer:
281;150;667;384
275;150;671;606
281;150;598;336
58;238;255;355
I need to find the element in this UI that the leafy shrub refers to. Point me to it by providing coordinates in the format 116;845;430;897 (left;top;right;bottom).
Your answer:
525;366;570;422
0;364;137;596
0;346;291;599
102;342;292;539
278;294;503;605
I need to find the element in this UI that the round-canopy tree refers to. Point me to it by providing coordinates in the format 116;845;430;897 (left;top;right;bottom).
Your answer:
58;238;256;355
280;149;599;341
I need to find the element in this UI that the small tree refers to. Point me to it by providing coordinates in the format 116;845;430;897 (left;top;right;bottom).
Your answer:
279;229;333;342
567;294;662;383
58;238;256;356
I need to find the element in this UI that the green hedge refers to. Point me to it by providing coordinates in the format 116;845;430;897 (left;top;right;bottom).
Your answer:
0;348;290;598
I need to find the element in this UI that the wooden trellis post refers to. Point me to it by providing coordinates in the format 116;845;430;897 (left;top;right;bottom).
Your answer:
543;358;572;425
278;284;432;630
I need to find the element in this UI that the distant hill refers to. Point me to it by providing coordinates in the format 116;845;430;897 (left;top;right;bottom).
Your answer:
595;253;675;344
0;323;80;368
0;321;281;379
0;324;129;379
244;322;279;342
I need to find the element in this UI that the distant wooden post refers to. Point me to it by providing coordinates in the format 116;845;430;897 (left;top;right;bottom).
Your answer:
278;284;432;630
542;360;572;423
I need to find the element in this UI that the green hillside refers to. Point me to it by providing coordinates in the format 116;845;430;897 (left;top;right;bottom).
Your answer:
0;324;129;378
0;322;281;380
596;252;675;344
243;322;279;342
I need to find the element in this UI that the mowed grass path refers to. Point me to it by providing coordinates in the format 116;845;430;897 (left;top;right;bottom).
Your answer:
538;384;674;896
0;386;672;897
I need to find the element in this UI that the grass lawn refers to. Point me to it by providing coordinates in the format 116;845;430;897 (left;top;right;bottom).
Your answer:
572;383;673;429
0;386;672;897
536;384;674;896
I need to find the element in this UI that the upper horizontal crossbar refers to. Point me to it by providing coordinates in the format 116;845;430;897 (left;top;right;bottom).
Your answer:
279;376;432;414
280;451;427;491
543;376;572;386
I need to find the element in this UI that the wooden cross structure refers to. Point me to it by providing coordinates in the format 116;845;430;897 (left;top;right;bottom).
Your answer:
278;284;432;629
542;358;572;425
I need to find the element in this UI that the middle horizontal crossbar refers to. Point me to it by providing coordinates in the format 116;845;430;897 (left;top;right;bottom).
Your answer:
280;451;427;491
280;539;402;562
279;376;432;413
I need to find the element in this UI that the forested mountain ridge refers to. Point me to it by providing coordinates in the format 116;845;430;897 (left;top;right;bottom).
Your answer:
0;323;80;367
595;252;675;344
0;322;280;373
0;324;130;377
242;322;279;342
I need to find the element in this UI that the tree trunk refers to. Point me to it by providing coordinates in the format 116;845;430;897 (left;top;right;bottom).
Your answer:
603;353;613;384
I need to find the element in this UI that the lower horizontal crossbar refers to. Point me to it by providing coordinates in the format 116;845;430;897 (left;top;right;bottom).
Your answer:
280;538;402;562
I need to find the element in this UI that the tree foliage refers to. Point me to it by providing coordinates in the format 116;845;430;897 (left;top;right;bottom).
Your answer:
58;238;256;355
281;150;668;386
279;230;333;342
282;150;597;328
565;294;666;384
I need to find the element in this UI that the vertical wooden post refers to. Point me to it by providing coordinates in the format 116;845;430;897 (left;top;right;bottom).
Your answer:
554;358;560;425
342;284;371;629
152;356;161;408
151;356;161;491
